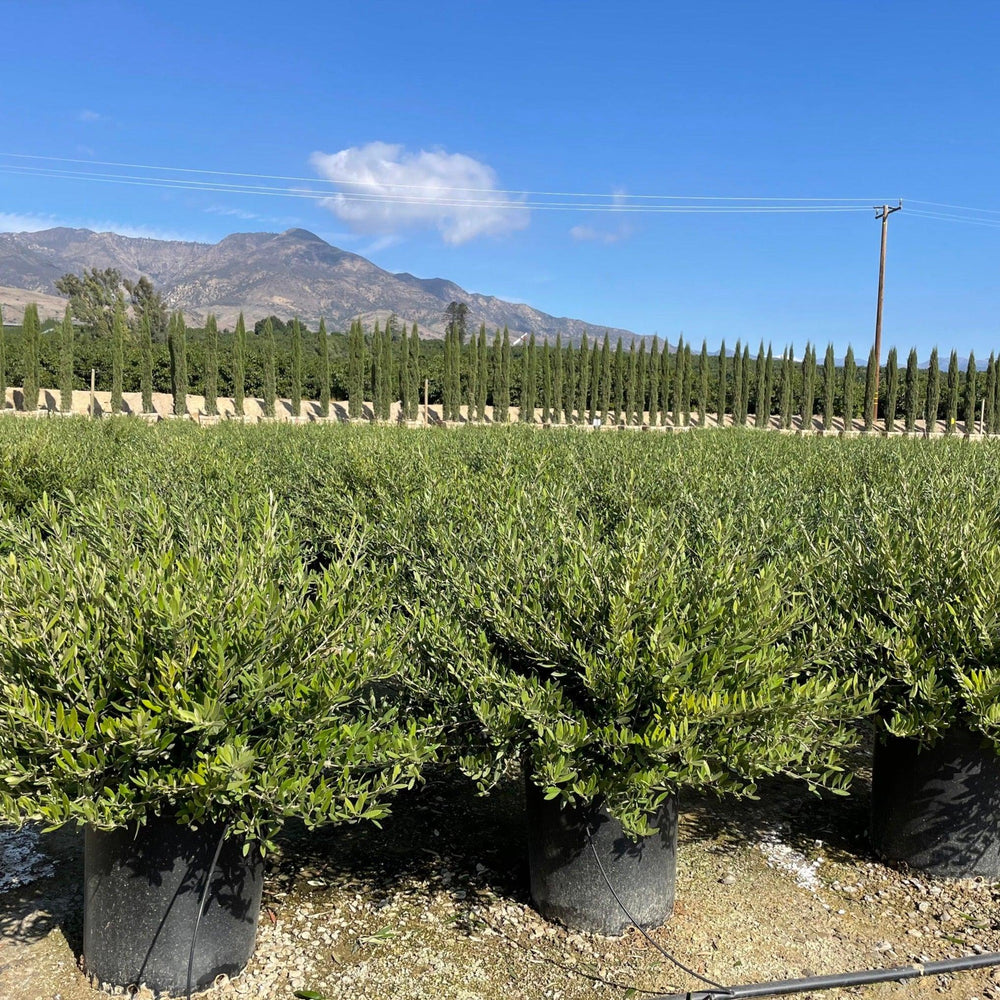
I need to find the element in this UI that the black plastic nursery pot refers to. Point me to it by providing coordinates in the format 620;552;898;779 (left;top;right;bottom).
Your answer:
871;725;1000;878
83;818;265;996
524;777;677;935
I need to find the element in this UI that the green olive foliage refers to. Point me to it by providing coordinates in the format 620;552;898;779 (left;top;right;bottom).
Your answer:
0;486;437;847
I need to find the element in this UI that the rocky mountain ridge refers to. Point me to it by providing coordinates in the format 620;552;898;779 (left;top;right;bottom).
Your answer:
0;227;639;342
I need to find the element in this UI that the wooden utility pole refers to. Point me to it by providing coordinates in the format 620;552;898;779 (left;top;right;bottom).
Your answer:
871;201;902;421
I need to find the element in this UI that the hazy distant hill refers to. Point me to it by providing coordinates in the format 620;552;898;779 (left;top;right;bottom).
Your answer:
0;227;639;342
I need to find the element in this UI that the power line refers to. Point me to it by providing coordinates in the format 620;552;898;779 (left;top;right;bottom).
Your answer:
906;208;1000;229
907;198;1000;216
0;151;887;204
0;163;878;214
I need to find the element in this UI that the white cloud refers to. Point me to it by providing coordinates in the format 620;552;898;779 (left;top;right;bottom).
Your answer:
309;142;529;245
77;109;102;123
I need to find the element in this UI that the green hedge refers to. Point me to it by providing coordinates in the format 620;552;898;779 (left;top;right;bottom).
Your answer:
0;420;999;841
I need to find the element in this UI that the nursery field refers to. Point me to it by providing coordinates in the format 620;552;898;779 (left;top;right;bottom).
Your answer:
1;421;1000;1000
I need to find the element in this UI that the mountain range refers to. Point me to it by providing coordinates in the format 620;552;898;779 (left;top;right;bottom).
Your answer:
0;227;638;342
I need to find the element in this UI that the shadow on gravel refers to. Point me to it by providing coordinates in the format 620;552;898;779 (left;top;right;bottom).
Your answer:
267;769;531;911
0;825;84;952
680;763;874;865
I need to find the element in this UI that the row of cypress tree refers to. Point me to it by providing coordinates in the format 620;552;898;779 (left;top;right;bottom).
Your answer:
0;305;337;419
0;302;995;433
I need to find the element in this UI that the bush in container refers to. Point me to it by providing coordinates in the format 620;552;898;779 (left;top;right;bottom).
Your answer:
838;463;1000;876
0;490;438;996
404;470;870;934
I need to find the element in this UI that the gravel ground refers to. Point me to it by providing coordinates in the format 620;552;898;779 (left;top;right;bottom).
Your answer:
2;769;999;1000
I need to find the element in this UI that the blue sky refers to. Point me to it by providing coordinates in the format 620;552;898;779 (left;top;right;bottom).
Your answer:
2;0;1000;357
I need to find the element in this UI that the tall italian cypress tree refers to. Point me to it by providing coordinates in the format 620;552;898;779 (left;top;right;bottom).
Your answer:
233;312;247;417
985;354;997;435
168;310;188;417
204;314;219;417
545;333;563;424
110;296;125;414
762;344;774;429
903;347;919;434
348;319;365;420
635;341;647;424
716;340;727;427
0;305;6;409
139;313;153;414
754;341;767;428
740;344;751;427
599;334;611;423
465;328;477;418
883;347;899;432
799;344;815;432
541;341;552;423
625;342;638;425
822;342;835;432
925;347;940;435
682;343;694;426
399;322;412;421
732;339;743;426
372;320;385;420
290;317;303;417
495;327;511;423
964;352;977;435
779;348;793;430
452;324;463;420
842;346;856;432
576;333;590;421
59;305;74;413
671;337;684;427
563;341;577;423
21;303;40;411
319;318;331;418
384;322;395;421
993;354;1000;437
521;333;537;422
863;346;877;432
476;324;488;421
262;317;276;418
698;340;709;427
647;337;660;428
612;338;625;424
658;340;670;425
409;323;421;420
946;349;960;434
589;338;601;423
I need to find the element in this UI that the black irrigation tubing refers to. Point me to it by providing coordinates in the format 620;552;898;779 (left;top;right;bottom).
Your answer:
652;951;1000;999
586;831;734;996
186;822;230;1000
587;829;1000;1000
